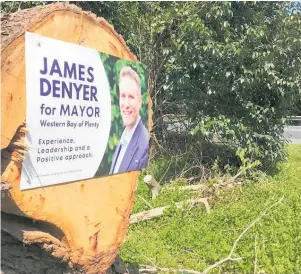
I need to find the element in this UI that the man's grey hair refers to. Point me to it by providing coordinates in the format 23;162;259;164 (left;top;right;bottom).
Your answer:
119;66;141;95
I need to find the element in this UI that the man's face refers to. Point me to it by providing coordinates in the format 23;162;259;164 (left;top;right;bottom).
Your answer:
119;77;142;130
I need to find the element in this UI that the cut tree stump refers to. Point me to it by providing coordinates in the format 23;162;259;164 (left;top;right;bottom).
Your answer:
1;3;152;274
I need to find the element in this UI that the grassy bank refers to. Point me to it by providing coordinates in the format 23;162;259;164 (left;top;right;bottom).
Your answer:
120;145;301;273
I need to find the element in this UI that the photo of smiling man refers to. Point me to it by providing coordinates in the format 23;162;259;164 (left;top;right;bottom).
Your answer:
109;66;149;175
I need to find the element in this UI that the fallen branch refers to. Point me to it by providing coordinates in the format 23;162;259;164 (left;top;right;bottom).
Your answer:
201;195;284;273
133;195;284;274
222;167;247;185
130;198;210;224
162;184;206;192
162;181;243;193
139;265;202;274
213;180;243;188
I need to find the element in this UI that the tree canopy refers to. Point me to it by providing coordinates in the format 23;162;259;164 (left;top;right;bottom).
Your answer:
2;1;301;171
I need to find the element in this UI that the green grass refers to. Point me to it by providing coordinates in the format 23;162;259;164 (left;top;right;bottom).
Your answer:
120;145;301;273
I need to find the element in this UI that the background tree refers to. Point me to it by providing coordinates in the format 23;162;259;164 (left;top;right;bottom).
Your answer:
2;1;301;175
98;1;301;172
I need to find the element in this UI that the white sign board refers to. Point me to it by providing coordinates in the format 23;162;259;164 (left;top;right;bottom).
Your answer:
21;32;149;190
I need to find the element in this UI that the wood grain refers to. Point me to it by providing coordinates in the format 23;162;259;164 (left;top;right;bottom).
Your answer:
1;3;148;273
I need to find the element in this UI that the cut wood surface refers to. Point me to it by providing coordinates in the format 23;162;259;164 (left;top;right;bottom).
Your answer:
1;3;152;273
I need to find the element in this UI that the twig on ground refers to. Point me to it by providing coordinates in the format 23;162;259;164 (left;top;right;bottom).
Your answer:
162;184;205;192
223;167;247;185
130;198;210;224
135;195;284;274
162;180;243;194
139;265;202;274
201;195;284;273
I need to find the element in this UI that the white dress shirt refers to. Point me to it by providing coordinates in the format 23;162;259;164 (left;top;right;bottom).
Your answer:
113;117;141;174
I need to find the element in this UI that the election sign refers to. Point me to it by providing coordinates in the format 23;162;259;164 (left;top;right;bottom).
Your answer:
21;32;149;190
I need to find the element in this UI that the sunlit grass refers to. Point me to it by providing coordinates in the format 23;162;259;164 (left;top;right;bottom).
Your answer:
120;145;301;273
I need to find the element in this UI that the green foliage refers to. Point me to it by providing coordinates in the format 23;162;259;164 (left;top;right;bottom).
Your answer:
87;1;301;170
3;2;300;172
3;3;301;272
120;144;301;273
235;147;261;176
0;1;49;13
157;2;301;169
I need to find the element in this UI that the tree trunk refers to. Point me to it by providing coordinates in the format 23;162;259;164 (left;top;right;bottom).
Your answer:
1;3;150;273
1;230;73;274
1;229;127;274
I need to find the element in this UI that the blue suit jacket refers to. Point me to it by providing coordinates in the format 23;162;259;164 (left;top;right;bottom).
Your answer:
110;120;149;174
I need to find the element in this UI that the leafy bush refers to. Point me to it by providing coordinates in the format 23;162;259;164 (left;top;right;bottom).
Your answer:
95;1;301;171
158;2;301;169
4;1;301;173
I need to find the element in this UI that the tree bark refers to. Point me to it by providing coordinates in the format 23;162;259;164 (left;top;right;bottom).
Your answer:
1;3;150;273
1;231;74;274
